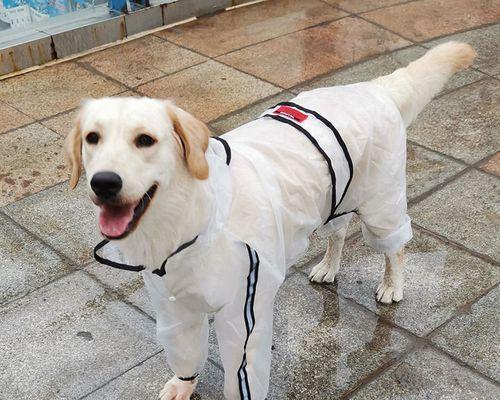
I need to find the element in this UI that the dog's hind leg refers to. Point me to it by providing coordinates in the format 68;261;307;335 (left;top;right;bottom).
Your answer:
309;225;348;283
376;246;405;304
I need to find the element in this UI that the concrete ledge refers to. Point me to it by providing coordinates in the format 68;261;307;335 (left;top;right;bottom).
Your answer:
0;0;260;77
0;31;53;75
125;6;164;36
163;0;232;25
49;16;126;59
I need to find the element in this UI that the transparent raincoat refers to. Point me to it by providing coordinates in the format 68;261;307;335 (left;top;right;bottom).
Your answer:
110;82;412;399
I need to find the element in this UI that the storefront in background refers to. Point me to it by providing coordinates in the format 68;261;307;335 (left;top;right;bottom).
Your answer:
0;0;154;31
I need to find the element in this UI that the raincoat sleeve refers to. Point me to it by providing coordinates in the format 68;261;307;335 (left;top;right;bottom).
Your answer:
145;274;209;380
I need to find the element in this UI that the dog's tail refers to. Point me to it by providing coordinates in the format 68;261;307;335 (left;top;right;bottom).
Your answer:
373;41;476;127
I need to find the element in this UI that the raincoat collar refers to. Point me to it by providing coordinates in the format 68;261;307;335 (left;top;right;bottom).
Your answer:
93;235;199;276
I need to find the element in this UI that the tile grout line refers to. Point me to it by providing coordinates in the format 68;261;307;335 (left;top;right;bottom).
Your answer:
296;267;429;399
0;88;133;137
472;164;500;180
82;269;156;323
0;269;78;310
206;14;352;59
210;9;420;91
406;139;469;167
286;42;419;94
344;11;418;45
0;99;38;127
77;348;224;400
131;59;208;92
207;357;224;373
207;89;294;126
408;20;500;45
323;0;421;14
426;343;500;387
0;208;83;267
408;139;499;180
2;21;495;135
155;12;351;60
340;342;423;399
77;349;164;400
75;61;138;94
407;151;500;233
296;256;500;395
0;256;96;310
416;34;499;82
411;222;500;268
425;282;500;340
0;178;70;209
433;75;490;100
349;286;500;391
153;32;289;91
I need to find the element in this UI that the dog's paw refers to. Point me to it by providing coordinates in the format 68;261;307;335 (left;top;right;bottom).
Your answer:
159;376;196;400
376;281;403;304
309;261;337;283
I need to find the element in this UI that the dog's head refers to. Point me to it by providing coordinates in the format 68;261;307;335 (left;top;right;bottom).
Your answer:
65;97;210;240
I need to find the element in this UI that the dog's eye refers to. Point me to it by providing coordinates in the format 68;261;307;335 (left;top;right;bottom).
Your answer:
136;134;156;148
86;132;99;145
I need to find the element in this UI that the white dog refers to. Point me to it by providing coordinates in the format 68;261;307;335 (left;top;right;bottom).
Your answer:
66;42;475;400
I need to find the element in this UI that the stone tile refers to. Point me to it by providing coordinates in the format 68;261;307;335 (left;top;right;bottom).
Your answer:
0;123;67;207
40;90;136;137
2;180;99;264
480;152;500;177
84;352;224;400
211;91;292;133
40;109;78;137
363;0;500;42
324;0;410;13
318;228;500;336
408;79;499;164
138;60;281;122
268;273;411;398
0;62;125;120
159;0;346;57
350;347;500;400
411;170;499;261
424;24;500;76
293;45;484;95
0;272;159;400
406;143;465;200
0;213;74;305
432;285;500;381
0;102;33;134
218;17;410;88
80;36;207;87
85;259;154;318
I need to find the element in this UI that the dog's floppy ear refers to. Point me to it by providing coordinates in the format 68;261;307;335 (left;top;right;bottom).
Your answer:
166;102;210;180
64;110;83;189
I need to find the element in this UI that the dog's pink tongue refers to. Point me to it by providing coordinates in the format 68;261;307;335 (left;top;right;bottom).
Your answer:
98;204;134;238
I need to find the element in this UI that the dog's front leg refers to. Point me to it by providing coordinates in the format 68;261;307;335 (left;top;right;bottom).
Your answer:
154;301;209;400
376;246;405;303
159;376;197;400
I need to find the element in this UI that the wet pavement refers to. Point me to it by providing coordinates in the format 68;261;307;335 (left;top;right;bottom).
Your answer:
0;0;499;399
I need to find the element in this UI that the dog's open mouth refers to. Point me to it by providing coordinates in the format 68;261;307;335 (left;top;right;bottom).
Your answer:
98;184;158;240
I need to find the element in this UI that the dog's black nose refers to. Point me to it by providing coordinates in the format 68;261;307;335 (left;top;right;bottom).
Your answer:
91;172;122;200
